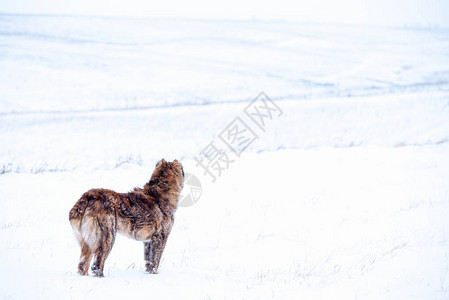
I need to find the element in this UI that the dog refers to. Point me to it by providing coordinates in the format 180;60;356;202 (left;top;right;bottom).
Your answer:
69;159;184;277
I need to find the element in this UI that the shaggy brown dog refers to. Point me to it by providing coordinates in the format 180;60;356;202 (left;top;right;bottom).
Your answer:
69;159;184;277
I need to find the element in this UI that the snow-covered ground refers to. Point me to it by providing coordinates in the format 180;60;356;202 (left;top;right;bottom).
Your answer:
0;14;449;299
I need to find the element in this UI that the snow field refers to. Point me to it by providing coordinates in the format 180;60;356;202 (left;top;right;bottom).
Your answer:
1;145;449;299
1;14;449;299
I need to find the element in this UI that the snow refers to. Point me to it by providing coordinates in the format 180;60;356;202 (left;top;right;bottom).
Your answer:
2;0;449;28
1;14;449;299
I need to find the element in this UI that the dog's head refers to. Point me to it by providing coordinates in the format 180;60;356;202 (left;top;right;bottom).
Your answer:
149;159;185;193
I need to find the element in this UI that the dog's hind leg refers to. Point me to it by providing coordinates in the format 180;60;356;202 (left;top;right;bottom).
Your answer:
91;215;117;277
78;240;93;275
71;222;93;275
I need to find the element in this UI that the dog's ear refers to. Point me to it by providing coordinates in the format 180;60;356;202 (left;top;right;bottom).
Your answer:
156;159;166;167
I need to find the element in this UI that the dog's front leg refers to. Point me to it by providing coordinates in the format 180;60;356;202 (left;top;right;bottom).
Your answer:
144;237;167;274
144;241;155;273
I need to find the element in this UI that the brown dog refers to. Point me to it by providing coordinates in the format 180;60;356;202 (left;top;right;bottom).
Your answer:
69;159;184;277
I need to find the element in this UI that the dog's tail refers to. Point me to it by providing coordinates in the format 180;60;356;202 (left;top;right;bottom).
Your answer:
69;193;89;231
69;192;102;250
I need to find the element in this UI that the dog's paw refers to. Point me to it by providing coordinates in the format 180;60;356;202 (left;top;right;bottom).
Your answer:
91;266;104;277
77;270;88;276
145;265;158;274
92;270;104;277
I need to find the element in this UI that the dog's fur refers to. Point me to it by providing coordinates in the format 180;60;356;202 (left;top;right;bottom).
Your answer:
69;159;184;277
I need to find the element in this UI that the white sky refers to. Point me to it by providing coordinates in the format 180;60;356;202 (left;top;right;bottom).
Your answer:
1;0;448;27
